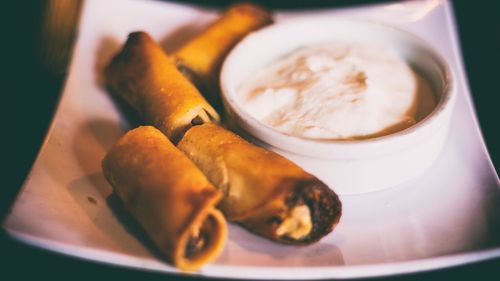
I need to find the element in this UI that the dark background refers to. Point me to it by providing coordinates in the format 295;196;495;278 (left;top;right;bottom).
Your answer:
2;0;499;280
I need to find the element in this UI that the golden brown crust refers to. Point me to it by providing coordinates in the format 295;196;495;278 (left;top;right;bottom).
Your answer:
102;126;226;271
173;3;273;109
105;32;219;143
177;124;341;244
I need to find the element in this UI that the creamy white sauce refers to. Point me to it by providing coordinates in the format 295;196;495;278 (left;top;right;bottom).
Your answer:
237;42;434;139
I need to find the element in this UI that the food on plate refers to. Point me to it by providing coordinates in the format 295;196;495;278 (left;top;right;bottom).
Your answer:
105;32;219;143
237;42;437;139
102;126;227;271
174;3;273;109
103;6;342;252
177;123;342;244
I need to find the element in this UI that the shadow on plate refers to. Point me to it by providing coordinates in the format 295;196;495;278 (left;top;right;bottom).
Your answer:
66;117;163;257
220;224;345;266
94;35;121;89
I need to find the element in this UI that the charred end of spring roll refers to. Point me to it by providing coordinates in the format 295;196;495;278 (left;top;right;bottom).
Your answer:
105;32;219;143
173;3;273;109
177;124;342;245
102;126;226;271
239;177;341;244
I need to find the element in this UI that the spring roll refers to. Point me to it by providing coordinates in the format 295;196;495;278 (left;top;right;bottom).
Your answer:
105;32;219;143
177;124;342;244
102;126;227;271
174;3;273;108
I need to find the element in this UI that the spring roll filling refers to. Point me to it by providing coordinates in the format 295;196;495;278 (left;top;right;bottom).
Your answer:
300;181;341;243
268;180;341;243
185;229;209;259
184;213;218;259
275;205;312;240
190;108;215;127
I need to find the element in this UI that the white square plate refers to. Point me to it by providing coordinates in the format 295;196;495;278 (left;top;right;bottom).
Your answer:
4;0;500;279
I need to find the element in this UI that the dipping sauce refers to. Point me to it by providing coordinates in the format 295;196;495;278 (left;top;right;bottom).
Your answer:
237;42;436;140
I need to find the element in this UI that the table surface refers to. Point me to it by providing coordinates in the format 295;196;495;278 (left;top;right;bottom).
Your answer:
3;0;500;280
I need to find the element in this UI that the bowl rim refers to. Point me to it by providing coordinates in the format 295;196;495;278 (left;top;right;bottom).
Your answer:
219;16;456;151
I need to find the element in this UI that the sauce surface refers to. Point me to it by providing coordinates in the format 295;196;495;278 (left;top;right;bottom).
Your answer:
237;42;436;140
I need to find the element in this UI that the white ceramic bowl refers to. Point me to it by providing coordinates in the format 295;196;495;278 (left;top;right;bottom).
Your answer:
220;17;456;195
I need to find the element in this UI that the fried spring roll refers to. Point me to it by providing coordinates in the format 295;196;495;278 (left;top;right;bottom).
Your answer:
174;3;273;108
105;32;219;143
177;124;342;244
102;126;227;271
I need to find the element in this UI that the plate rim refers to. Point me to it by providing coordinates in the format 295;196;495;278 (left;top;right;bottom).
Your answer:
6;228;500;280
